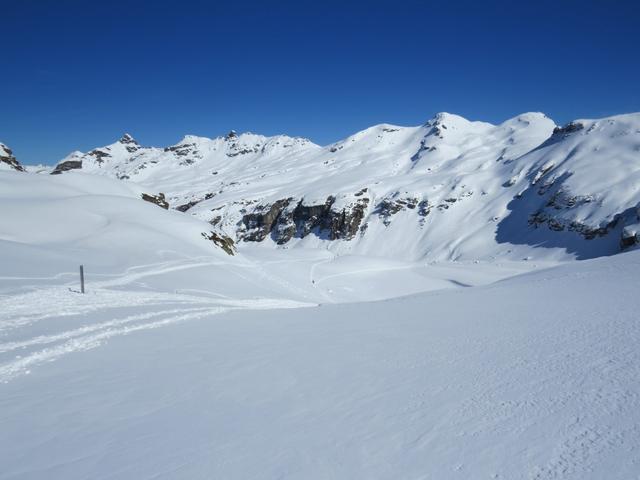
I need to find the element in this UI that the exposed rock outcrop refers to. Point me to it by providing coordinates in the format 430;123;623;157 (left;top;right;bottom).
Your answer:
36;112;640;260
240;194;370;244
119;133;140;153
241;198;293;242
552;121;584;136
88;148;112;164
621;224;640;249
529;209;620;240
0;143;25;172
163;141;203;165
374;196;428;226
141;192;169;209
175;193;216;212
202;231;236;255
331;197;370;240
51;160;83;175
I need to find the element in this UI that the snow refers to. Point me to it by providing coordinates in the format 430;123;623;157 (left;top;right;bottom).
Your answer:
2;111;640;478
0;172;235;275
1;243;640;478
0;143;10;157
0;143;23;172
45;111;640;262
513;114;640;225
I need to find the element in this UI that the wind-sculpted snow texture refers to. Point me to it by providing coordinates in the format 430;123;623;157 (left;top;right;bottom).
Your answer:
1;245;640;479
48;112;640;260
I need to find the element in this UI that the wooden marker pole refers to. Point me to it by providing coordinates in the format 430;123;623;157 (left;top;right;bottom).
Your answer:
80;265;85;294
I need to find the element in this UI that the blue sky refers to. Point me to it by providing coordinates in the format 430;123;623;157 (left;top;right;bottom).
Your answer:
2;0;639;165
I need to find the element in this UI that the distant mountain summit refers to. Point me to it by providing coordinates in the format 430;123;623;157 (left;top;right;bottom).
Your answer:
46;112;640;260
0;143;25;172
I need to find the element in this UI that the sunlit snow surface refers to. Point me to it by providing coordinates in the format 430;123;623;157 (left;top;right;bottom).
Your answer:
2;250;640;479
1;148;640;478
44;112;640;261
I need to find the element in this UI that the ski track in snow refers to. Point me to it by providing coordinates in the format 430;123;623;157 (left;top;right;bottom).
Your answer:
0;306;227;383
0;280;312;383
1;252;640;478
92;258;229;288
0;287;213;333
0;306;215;355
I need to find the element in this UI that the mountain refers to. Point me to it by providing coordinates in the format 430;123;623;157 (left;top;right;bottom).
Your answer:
0;143;25;172
47;112;640;260
4;114;640;479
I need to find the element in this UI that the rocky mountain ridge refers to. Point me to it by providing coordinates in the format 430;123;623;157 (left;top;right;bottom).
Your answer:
0;143;25;172
11;111;640;261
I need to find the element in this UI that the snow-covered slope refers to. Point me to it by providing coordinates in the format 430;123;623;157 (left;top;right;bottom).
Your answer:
0;170;240;281
499;115;640;256
0;167;559;304
48;112;640;261
4;112;640;480
2;244;640;479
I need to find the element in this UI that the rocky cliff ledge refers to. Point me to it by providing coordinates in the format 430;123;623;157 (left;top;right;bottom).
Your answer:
240;195;370;244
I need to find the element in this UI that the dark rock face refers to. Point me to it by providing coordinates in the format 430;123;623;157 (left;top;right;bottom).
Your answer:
119;133;137;145
175;193;216;212
621;227;639;249
529;211;617;239
164;143;196;157
553;122;584;135
332;197;369;240
226;147;260;158
527;180;622;240
545;190;594;210
0;145;25;172
418;200;432;217
375;198;408;226
119;134;140;153
163;142;204;166
51;160;83;175
175;200;200;212
202;231;236;255
292;196;336;239
241;194;371;244
141;192;169;209
239;191;437;242
88;149;112;164
242;198;293;242
223;131;262;157
374;196;424;226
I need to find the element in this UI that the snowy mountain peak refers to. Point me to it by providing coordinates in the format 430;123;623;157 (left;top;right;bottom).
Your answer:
0;142;26;172
426;112;474;129
42;111;640;260
501;112;551;127
118;133;138;145
174;135;210;146
429;111;459;124
0;142;11;158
